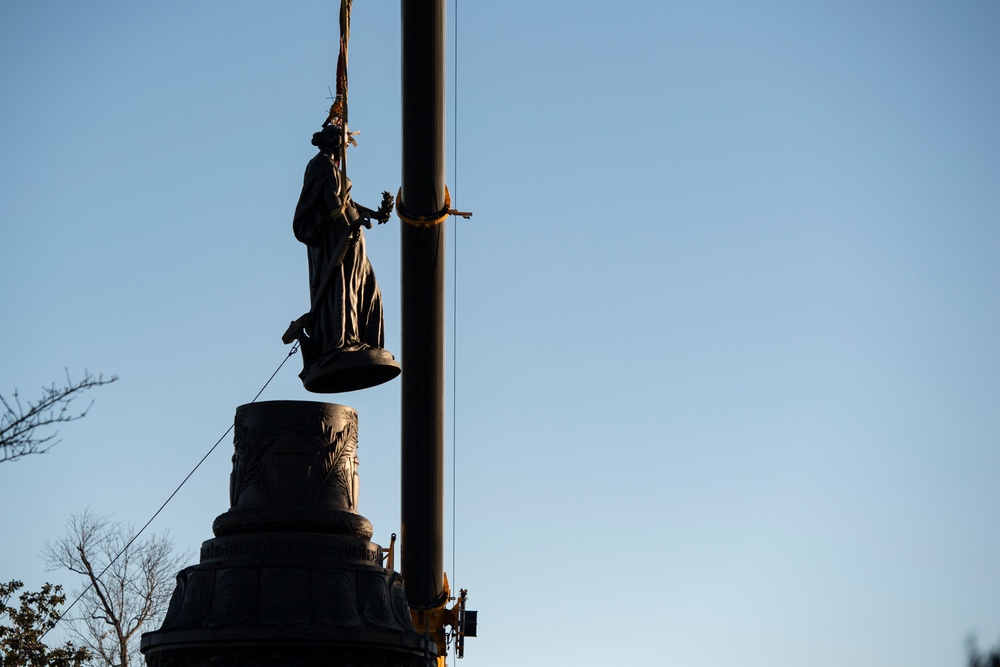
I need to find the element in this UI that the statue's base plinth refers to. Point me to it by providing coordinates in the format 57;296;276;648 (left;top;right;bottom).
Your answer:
140;401;434;667
301;348;401;393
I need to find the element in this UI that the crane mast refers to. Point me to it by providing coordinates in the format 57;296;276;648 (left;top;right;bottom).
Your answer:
398;3;476;661
399;0;448;612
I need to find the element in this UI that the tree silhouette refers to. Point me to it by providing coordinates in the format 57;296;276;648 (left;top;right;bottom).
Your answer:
42;511;185;667
0;371;117;463
0;580;90;667
967;635;1000;667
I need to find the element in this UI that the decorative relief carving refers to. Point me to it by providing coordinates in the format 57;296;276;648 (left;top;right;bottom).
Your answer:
318;417;359;509
210;506;373;540
260;568;309;626
160;574;186;631
315;570;359;625
201;536;381;564
209;569;255;626
359;574;394;628
229;402;360;511
390;575;413;629
175;571;213;627
157;561;408;634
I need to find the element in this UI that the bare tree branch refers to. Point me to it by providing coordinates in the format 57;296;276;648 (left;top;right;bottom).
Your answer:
0;370;118;463
42;510;187;667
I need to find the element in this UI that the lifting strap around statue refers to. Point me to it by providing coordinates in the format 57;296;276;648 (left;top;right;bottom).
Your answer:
338;0;351;183
321;0;351;183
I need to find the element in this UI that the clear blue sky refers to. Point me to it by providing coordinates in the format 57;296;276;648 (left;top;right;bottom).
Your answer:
2;2;999;666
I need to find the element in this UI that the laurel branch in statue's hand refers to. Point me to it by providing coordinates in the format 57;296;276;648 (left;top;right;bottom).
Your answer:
376;191;394;224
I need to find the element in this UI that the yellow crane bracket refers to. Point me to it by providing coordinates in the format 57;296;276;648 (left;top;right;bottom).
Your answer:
396;186;473;227
408;575;475;666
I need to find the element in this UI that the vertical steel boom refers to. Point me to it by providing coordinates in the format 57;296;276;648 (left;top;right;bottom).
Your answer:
399;5;476;661
399;0;447;612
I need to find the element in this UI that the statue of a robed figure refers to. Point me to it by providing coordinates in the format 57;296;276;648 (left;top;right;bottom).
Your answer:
283;116;400;393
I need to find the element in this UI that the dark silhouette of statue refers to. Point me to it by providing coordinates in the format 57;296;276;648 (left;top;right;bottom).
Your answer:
283;124;400;393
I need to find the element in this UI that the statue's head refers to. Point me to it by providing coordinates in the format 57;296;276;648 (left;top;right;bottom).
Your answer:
312;125;343;152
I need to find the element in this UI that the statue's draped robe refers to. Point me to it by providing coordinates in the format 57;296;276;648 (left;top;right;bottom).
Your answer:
292;151;385;366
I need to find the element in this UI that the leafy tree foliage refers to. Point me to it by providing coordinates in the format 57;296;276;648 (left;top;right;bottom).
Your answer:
968;636;1000;667
0;371;117;463
0;580;90;667
42;511;185;667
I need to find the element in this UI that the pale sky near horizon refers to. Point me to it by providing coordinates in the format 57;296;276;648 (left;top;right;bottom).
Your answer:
2;2;999;666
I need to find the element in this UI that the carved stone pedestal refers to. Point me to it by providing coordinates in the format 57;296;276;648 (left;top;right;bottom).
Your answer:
141;401;435;667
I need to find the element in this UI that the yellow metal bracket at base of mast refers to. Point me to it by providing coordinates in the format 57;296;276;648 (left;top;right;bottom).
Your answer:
409;574;473;666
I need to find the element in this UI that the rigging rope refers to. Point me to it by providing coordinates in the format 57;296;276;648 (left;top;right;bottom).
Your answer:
43;342;301;639
450;1;461;657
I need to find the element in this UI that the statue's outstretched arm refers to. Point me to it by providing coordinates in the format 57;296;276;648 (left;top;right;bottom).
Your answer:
353;191;395;226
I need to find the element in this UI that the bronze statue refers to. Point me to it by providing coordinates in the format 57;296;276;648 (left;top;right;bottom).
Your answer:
283;124;400;393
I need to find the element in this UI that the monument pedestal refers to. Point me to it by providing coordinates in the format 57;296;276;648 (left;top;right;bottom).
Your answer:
141;401;435;667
